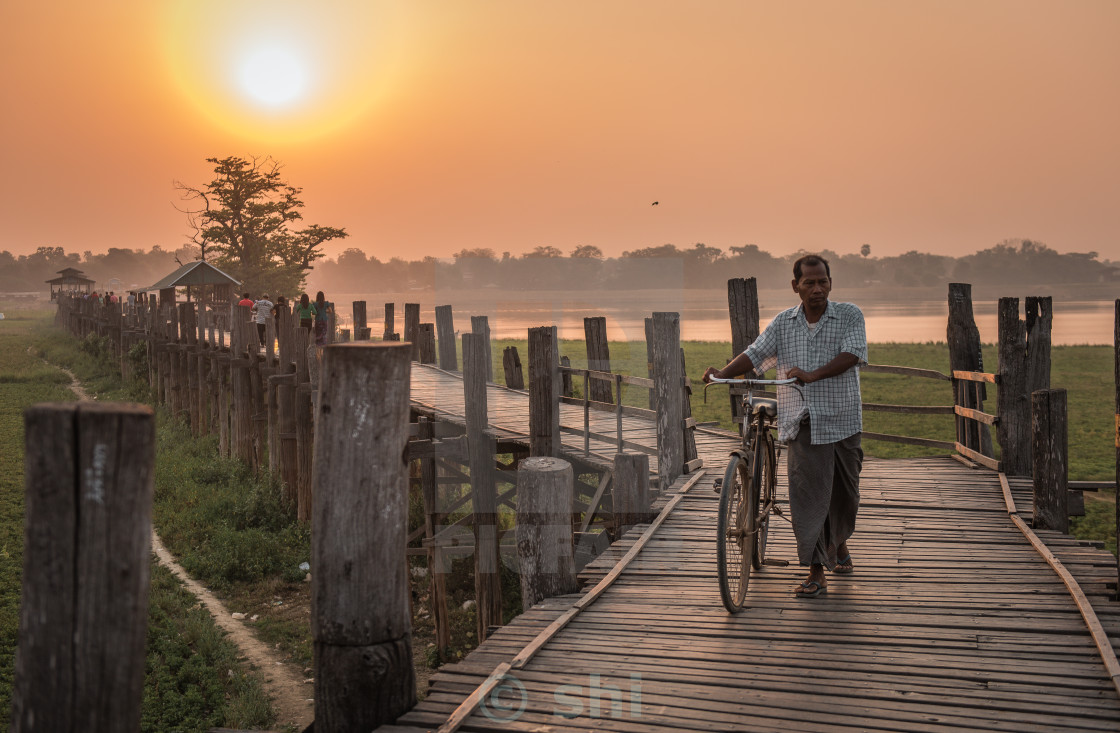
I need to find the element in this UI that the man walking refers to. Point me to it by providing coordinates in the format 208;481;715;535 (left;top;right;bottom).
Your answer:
703;255;866;598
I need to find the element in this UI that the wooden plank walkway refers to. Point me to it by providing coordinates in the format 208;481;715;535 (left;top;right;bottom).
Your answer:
388;364;1120;732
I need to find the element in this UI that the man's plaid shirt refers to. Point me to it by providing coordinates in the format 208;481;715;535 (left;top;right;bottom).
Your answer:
743;300;867;444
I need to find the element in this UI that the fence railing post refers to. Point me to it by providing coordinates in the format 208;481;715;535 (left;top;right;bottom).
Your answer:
312;343;415;730
1032;388;1068;533
471;315;493;381
947;283;992;456
405;303;421;361
464;332;502;639
435;305;457;371
503;346;525;389
727;278;760;425
612;452;652;540
584;316;613;404
383;302;396;341
997;298;1030;475
516;456;577;611
528;326;560;457
652;312;684;490
352;300;368;340
12;403;155;732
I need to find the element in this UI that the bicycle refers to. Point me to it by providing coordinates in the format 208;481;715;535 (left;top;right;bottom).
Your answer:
705;376;801;613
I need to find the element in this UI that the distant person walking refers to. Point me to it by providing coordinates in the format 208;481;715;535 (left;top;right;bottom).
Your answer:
252;293;274;345
295;293;316;330
313;291;333;346
238;292;254;308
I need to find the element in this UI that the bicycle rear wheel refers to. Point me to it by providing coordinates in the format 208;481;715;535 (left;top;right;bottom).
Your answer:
717;454;754;613
752;433;776;569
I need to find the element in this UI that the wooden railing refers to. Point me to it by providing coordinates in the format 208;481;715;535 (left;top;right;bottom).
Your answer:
558;366;655;456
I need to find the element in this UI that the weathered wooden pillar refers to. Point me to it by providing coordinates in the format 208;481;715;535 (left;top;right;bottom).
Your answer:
217;353;232;458
435;304;457;371
312;343;415;730
528;326;561;457
352;300;368;340
559;355;573;398
405;303;421;361
339;329;351;343
503;346;524;389
1026;296;1053;397
463;333;502;640
611;452;652;540
419;323;437;364
470;315;493;380
645;317;656;409
1032;389;1068;533
652;312;684;490
584;316;613;404
997;298;1030;476
196;344;210;436
383;302;396;341
416;418;450;659
267;370;281;474
12;403;155;732
516;456;577;611
277;305;294;371
274;374;299;511
947;283;992;455
296;384;314;522
728;278;760;424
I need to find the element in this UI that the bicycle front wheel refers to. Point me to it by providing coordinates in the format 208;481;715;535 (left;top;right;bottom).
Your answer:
717;454;754;613
752;432;776;569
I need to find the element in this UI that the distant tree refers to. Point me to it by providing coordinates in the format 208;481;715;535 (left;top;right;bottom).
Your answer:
524;245;563;258
570;245;603;259
454;248;497;261
860;244;871;258
622;244;683;258
175;156;348;295
685;242;722;265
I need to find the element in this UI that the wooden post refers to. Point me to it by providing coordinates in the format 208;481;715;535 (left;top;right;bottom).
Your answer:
312;343;415;730
997;298;1031;476
463;333;502;640
277;304;294;371
471;315;493;381
296;383;314;522
503;346;524;389
528;326;561;457
1032;389;1068;533
560;355;573;398
645;317;656;410
516;456;577;611
612;452;652;540
416;419;450;658
584;316;613;404
274;374;299;511
652;312;684;490
352;300;368;340
1026;296;1053;396
405;303;421;361
435;304;457;370
419;323;437;364
947;283;992;455
1115;300;1120;591
728;278;760;424
384;302;396;341
12;403;155;732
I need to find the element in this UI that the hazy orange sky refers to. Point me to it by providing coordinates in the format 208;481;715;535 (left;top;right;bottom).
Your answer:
2;1;1117;262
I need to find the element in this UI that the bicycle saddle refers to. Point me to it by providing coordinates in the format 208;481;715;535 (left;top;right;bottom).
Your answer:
748;396;777;417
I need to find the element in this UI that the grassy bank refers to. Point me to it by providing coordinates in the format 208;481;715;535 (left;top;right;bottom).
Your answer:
0;308;274;730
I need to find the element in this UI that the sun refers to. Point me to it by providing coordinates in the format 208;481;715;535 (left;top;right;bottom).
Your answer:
238;45;311;108
161;1;410;142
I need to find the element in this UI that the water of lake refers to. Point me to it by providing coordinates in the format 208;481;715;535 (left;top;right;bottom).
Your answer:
331;289;1116;346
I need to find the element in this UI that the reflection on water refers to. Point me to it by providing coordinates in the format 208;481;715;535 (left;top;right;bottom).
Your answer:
332;290;1116;346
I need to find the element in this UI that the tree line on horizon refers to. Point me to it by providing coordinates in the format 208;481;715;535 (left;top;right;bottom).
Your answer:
3;238;1115;298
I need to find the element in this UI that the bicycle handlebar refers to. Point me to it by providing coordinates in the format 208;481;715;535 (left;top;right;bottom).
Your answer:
702;376;800;403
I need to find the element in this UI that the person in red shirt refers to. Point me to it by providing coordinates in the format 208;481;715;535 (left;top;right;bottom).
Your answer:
237;292;254;308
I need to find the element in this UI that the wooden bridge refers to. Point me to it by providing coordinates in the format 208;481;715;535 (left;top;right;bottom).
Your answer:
386;363;1120;733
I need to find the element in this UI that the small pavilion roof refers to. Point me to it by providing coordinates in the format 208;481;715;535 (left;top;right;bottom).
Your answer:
143;260;240;291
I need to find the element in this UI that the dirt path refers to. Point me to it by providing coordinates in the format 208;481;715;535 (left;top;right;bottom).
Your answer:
39;350;315;729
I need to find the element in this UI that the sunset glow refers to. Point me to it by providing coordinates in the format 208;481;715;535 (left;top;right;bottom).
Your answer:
1;1;1117;261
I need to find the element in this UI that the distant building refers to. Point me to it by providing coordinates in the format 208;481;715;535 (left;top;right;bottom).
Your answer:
46;267;95;300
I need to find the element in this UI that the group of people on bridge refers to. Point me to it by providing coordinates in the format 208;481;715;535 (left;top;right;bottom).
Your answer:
237;290;335;347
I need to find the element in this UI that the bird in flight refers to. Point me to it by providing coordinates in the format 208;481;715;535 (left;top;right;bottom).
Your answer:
651;201;659;206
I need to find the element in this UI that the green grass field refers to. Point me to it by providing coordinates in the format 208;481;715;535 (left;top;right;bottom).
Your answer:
0;308;274;731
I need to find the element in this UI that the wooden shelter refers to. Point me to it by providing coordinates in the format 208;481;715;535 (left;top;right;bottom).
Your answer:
46;267;94;300
143;260;240;309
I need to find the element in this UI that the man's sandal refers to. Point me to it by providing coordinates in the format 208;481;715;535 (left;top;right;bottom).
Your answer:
834;554;854;574
794;580;826;598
